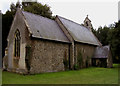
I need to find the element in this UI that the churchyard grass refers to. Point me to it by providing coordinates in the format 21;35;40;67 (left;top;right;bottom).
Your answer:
2;64;119;84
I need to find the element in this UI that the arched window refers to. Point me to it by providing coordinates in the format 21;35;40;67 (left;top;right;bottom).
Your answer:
14;29;21;58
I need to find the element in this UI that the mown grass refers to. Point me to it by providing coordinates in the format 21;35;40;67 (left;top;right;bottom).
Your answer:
2;64;119;84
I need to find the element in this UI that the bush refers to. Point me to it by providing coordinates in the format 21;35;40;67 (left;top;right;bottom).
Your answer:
74;64;79;70
63;59;69;70
77;51;83;68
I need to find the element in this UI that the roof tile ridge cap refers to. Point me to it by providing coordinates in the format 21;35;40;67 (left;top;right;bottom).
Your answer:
21;10;33;35
22;10;54;21
57;15;82;26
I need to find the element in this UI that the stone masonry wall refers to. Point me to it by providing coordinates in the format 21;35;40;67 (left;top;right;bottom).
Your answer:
29;39;69;74
75;42;96;68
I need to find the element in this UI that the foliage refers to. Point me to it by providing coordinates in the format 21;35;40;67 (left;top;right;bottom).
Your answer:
63;59;69;70
22;2;54;19
95;26;110;45
77;51;83;66
86;56;90;67
63;51;69;70
74;64;79;70
74;51;83;70
108;21;120;63
2;64;119;84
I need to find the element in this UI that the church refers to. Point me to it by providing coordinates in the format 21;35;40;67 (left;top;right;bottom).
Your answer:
3;8;113;74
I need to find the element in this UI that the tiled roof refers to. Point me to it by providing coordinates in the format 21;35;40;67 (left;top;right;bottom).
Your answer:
22;11;70;43
93;45;110;58
57;16;100;46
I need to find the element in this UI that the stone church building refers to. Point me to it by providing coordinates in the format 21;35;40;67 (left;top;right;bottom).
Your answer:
3;9;113;74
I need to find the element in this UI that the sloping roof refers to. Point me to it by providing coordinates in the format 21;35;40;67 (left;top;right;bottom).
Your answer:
57;16;100;46
22;11;69;43
93;45;110;58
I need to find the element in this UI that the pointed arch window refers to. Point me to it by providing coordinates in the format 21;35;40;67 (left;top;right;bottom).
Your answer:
14;29;21;58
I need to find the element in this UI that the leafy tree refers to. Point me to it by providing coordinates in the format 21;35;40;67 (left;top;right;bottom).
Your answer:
22;1;54;19
95;26;109;45
91;27;97;36
107;21;120;63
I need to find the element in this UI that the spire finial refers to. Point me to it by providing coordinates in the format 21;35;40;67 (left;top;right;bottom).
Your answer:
87;15;88;18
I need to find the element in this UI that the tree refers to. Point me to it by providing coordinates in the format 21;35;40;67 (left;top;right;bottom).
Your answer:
22;1;54;19
95;26;109;46
107;21;120;63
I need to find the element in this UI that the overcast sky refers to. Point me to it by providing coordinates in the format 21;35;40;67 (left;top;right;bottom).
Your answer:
0;0;119;29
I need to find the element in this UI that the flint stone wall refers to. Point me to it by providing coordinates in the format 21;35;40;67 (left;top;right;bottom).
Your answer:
29;39;69;74
75;42;96;68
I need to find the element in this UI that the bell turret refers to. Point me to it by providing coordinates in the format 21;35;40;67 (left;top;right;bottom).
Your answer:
84;15;93;31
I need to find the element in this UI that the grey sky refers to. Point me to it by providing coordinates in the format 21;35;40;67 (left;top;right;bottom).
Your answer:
0;0;119;29
118;1;120;20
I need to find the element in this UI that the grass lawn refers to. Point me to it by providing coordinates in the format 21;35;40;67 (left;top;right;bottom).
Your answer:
2;64;119;84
